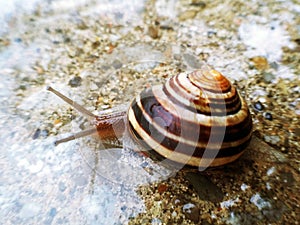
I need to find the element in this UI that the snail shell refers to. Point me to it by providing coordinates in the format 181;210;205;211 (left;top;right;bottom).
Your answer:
127;69;252;167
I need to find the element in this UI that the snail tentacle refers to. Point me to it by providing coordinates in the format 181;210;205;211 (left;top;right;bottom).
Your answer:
47;86;126;145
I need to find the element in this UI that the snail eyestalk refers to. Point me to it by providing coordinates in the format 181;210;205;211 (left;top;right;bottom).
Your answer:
54;127;98;146
46;86;96;118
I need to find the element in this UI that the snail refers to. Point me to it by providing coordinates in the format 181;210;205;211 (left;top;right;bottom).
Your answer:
47;69;252;168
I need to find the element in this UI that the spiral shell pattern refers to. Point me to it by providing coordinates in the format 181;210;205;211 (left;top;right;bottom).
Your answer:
127;69;252;167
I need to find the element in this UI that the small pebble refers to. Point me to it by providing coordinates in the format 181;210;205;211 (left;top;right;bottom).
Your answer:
264;135;280;144
220;198;239;209
182;203;200;223
68;76;82;87
241;183;250;191
190;0;206;8
32;128;49;139
267;166;276;176
185;172;224;203
250;56;269;70
179;10;197;21
263;112;273;120
49;207;57;217
254;101;264;111
157;184;168;194
112;59;123;69
14;37;23;43
151;218;162;225
250;193;271;210
263;72;275;83
91;41;100;49
59;181;66;192
182;203;195;213
148;25;159;39
40;129;49;137
269;61;279;70
32;128;41;139
207;30;217;38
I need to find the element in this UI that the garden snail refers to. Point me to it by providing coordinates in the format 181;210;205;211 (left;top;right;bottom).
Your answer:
47;69;252;168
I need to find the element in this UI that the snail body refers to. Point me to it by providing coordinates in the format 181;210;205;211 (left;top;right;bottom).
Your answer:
47;69;252;168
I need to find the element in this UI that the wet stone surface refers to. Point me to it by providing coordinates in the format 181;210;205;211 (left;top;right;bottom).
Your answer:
0;0;299;225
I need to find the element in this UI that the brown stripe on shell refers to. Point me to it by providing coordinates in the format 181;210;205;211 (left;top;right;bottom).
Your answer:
129;88;251;147
129;119;251;159
165;72;241;115
164;82;241;116
175;71;238;100
128;106;249;167
151;85;251;130
188;70;232;93
135;88;251;143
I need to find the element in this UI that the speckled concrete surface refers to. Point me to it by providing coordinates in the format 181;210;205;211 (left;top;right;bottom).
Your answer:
0;0;299;224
